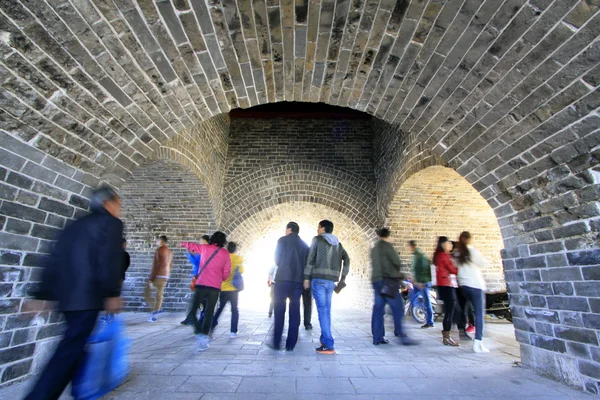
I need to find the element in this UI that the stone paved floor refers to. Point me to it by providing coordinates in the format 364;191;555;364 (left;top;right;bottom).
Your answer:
1;307;592;399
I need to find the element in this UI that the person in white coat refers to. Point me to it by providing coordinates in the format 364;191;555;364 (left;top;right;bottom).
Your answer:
455;231;490;353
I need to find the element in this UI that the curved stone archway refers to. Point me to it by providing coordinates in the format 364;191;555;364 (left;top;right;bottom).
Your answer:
387;165;505;290
221;162;378;235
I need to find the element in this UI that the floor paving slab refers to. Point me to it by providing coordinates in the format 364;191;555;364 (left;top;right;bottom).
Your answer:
0;308;594;399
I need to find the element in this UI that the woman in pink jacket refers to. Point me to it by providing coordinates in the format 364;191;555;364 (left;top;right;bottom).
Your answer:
182;231;231;352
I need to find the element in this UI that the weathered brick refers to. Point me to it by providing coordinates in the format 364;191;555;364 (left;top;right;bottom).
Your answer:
530;334;567;353
547;296;590;312
38;198;73;218
555;325;599;345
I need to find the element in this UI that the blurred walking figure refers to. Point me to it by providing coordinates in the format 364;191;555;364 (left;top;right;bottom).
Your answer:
211;242;244;338
451;241;476;339
433;236;460;347
371;228;414;346
270;222;309;351
409;240;435;329
181;235;210;326
144;235;172;322
121;238;130;286
455;231;490;353
304;220;350;354
268;264;277;318
182;232;231;352
25;186;124;400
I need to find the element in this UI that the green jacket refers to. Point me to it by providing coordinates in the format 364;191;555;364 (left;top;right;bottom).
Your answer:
371;240;406;283
412;248;431;284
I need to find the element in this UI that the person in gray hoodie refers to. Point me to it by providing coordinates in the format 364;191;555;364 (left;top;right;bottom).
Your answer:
304;220;350;354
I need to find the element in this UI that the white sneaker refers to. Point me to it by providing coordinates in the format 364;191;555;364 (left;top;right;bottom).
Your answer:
473;339;490;353
196;334;209;352
230;332;238;339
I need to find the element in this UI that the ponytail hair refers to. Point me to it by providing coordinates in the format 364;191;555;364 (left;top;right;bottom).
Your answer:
457;231;472;264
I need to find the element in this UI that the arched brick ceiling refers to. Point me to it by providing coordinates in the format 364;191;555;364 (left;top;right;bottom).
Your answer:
220;162;378;234
1;0;599;189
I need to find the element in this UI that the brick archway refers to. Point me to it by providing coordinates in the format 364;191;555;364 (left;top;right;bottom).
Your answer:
387;165;505;291
221;162;378;236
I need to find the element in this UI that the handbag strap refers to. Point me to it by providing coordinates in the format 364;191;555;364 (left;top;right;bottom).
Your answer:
195;248;221;280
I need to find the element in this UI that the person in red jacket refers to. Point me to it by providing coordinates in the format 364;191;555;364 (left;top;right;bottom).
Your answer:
433;236;460;347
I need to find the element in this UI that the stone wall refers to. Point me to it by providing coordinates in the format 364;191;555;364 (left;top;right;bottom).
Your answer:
0;131;96;385
227;118;375;178
221;118;378;234
152;114;230;224
120;160;216;311
388;166;505;291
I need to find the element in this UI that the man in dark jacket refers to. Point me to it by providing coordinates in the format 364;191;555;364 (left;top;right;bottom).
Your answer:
304;220;350;354
371;228;414;346
25;186;123;400
122;238;130;285
270;222;309;350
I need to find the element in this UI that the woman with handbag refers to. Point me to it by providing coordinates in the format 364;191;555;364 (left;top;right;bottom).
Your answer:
370;228;414;346
211;242;244;338
433;236;460;347
181;232;231;352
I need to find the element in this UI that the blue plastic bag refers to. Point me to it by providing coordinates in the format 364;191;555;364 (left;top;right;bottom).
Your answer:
186;252;201;277
72;314;130;400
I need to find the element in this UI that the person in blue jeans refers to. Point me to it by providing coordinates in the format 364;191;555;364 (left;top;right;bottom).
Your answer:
455;231;490;353
371;228;415;345
304;220;350;354
409;240;435;328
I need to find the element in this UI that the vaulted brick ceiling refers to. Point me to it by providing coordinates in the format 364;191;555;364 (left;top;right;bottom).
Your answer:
1;0;599;189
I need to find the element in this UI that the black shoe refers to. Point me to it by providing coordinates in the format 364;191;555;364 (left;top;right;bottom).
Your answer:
268;312;272;318
180;319;194;326
286;347;294;351
305;324;313;330
421;324;434;329
374;339;390;345
315;345;335;354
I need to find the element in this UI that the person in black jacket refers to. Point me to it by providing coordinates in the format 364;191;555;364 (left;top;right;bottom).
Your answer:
269;222;309;351
122;238;130;285
25;186;124;400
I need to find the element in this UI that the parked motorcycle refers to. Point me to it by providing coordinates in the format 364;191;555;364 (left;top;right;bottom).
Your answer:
486;290;512;322
401;280;441;324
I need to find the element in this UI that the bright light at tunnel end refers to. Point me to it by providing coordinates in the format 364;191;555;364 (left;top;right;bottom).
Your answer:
239;225;357;310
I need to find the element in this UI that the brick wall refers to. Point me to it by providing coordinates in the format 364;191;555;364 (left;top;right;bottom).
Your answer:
0;131;96;386
153;115;230;224
119;159;216;312
221;117;378;237
227;118;375;179
388;165;505;291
